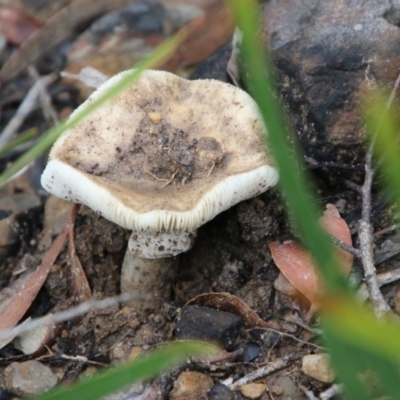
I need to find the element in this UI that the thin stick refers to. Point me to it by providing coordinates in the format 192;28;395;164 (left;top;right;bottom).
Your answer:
356;72;400;317
28;66;59;125
0;291;150;344
161;169;179;188
229;353;305;390
319;384;343;400
374;223;400;237
254;327;325;350
328;234;360;258
0;73;57;147
357;267;400;303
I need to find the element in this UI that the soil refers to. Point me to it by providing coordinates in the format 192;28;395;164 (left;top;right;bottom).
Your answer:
1;1;400;399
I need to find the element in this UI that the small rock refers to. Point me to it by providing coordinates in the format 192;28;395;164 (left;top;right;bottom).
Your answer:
274;272;297;297
268;376;303;399
5;360;57;397
170;371;214;400
302;353;336;383
240;383;267;399
174;306;242;350
110;341;131;362
128;347;143;362
239;342;261;362
207;383;233;400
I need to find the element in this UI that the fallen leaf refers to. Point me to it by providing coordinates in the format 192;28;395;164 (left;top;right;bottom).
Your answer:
66;203;91;303
0;6;42;45
13;203;91;355
0;224;68;349
319;203;353;274
269;204;353;318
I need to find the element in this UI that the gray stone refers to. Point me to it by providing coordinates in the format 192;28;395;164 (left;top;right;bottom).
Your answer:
5;360;57;397
174;305;242;350
261;1;400;177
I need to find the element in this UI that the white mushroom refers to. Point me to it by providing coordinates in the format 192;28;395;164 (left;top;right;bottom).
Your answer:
41;69;278;312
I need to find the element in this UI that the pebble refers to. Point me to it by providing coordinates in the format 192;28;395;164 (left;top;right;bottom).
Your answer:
239;342;261;363
174;305;242;350
302;353;336;383
207;383;233;400
5;360;57;397
269;376;303;399
240;383;267;399
170;371;214;400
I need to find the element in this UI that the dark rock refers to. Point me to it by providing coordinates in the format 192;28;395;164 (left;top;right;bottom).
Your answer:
174;305;242;350
190;41;232;82
0;388;12;400
239;341;261;363
261;1;400;179
207;383;233;400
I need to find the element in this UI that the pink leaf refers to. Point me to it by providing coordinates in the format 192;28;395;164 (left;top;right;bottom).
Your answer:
269;204;353;317
0;7;42;45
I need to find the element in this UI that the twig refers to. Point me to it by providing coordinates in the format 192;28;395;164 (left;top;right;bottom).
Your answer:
61;66;109;89
144;169;168;182
374;223;400;237
228;353;305;390
28;66;59;125
328;234;360;258
59;354;107;367
161;169;179;188
357;267;400;303
0;291;150;344
255;327;326;351
319;384;343;400
344;179;362;193
356;72;400;317
0;73;57;148
300;384;318;400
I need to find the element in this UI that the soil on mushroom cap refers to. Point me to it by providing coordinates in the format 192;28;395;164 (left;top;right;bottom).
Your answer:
108;111;226;187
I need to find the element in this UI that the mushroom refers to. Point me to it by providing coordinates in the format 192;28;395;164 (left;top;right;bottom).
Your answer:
41;69;278;312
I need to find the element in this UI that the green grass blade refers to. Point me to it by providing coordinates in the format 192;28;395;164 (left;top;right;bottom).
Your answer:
321;294;400;360
34;341;217;400
362;90;400;201
227;1;400;398
0;128;38;158
226;0;348;291
323;331;373;400
0;31;185;187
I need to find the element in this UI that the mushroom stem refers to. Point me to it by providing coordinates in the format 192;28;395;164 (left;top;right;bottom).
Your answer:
121;252;177;312
120;230;195;312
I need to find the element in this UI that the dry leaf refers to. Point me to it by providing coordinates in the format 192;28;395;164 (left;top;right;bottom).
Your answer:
0;225;68;349
269;204;353;317
0;6;41;45
66;204;91;303
319;203;353;274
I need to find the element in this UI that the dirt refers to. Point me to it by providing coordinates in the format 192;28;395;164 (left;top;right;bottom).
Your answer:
2;1;400;399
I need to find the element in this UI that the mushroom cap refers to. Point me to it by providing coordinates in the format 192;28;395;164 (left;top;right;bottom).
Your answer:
41;69;278;232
